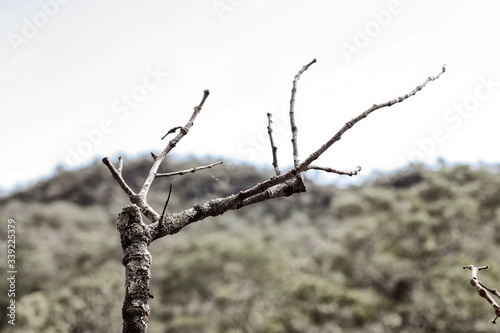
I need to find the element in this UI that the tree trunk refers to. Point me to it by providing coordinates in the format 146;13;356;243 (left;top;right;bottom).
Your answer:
117;205;152;333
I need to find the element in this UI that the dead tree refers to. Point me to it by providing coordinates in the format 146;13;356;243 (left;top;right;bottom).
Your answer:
103;59;445;332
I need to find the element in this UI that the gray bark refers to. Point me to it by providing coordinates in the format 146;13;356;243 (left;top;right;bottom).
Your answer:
117;205;153;333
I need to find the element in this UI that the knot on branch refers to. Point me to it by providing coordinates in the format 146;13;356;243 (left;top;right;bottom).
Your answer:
117;205;143;231
286;175;306;196
193;203;207;220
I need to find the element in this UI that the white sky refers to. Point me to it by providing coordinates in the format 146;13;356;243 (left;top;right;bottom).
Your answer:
1;0;500;191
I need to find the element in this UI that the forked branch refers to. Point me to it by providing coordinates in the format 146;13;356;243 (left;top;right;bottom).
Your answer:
103;89;211;221
297;64;446;171
148;61;445;240
104;60;446;239
463;265;500;323
139;89;210;199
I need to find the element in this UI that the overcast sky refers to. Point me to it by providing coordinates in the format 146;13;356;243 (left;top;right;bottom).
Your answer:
1;0;500;192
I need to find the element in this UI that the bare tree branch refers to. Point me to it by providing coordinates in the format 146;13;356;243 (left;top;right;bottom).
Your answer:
296;64;446;172
290;58;316;168
463;265;500;323
149;175;307;240
108;62;445;236
309;165;361;176
481;282;500;300
267;113;281;175
155;161;223;178
138;89;210;200
154;63;447;237
206;63;446;210
102;89;211;222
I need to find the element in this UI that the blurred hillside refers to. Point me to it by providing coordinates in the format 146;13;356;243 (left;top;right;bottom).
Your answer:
1;156;500;332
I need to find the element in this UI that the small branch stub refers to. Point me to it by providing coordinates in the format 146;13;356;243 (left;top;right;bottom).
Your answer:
117;156;124;173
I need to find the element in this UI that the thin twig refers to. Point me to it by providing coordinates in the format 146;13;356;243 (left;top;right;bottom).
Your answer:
161;126;183;140
309;165;361;176
290;58;316;168
160;184;173;221
155;161;223;178
267;113;280;175
223;64;446;207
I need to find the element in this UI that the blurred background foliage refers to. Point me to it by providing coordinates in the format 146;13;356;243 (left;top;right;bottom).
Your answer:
1;155;500;332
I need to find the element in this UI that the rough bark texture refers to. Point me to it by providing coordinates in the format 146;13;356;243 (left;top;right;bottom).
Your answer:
117;205;153;333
